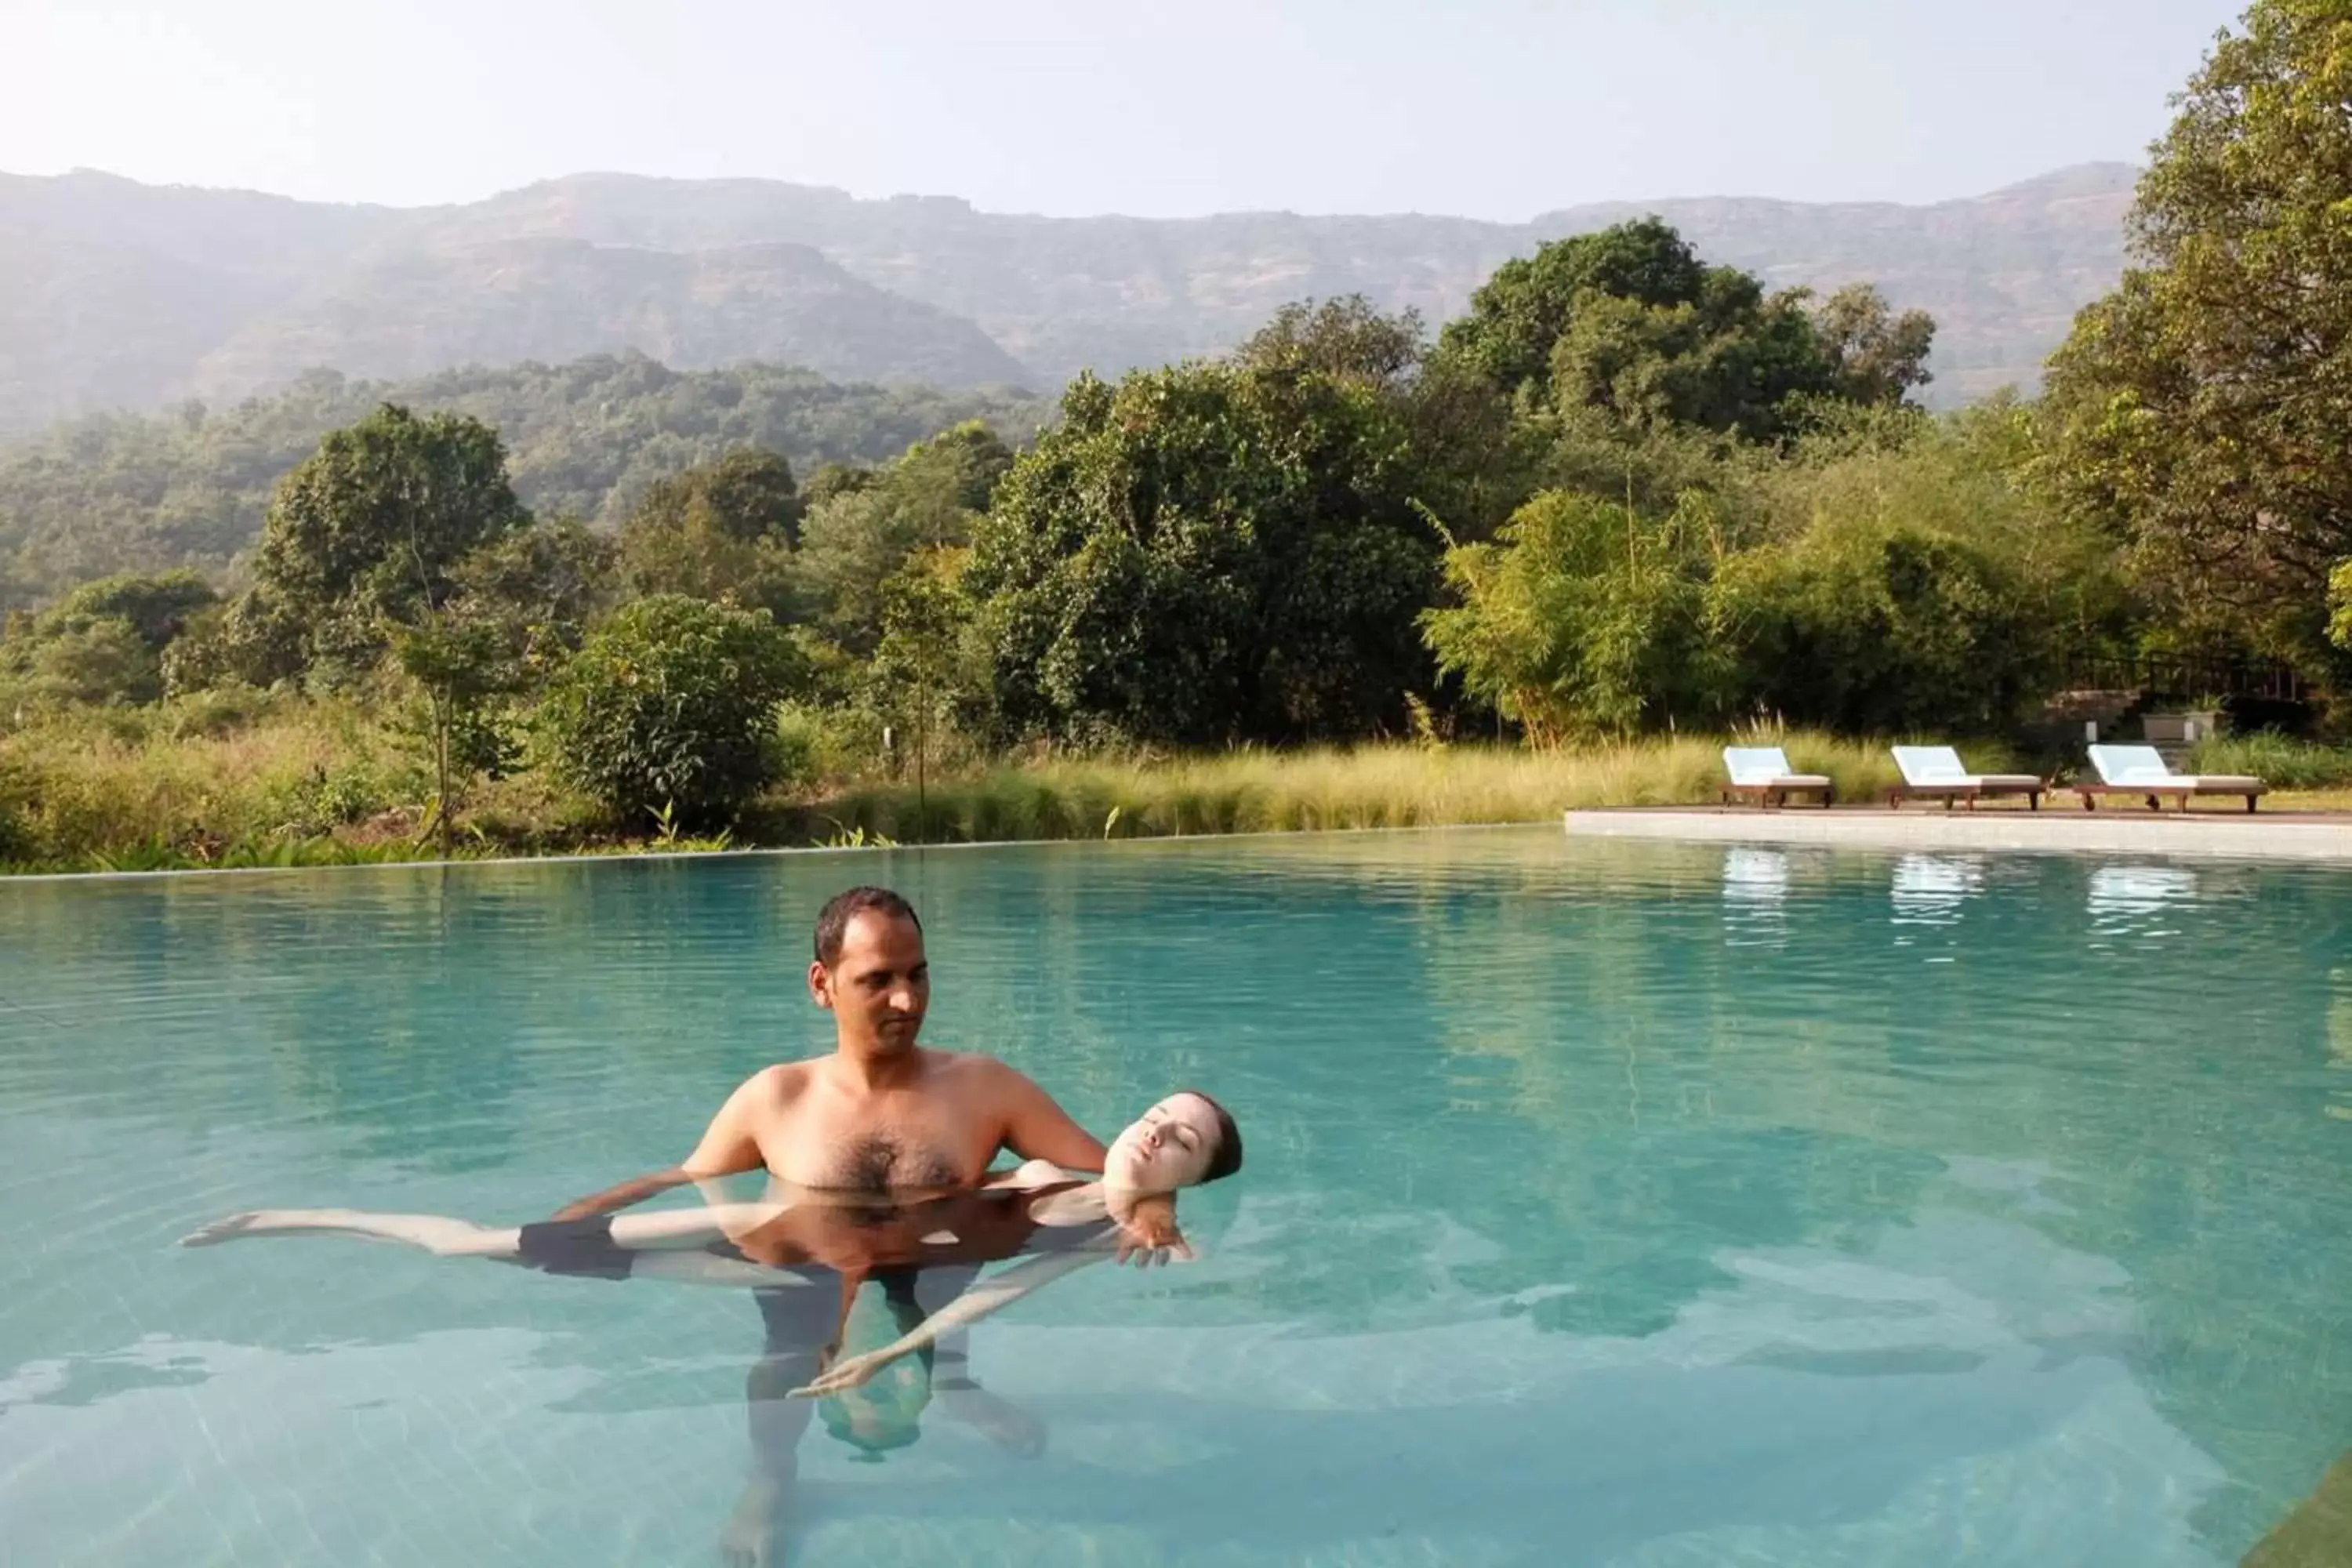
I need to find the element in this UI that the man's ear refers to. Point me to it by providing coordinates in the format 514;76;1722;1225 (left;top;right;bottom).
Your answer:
808;960;835;1010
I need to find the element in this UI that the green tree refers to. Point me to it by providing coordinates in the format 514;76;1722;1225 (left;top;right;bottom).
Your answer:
2039;0;2352;666
543;595;807;827
242;403;531;681
624;447;802;547
869;546;979;824
1234;296;1425;389
43;571;220;653
964;364;1440;746
1238;296;1537;541
390;612;519;857
382;517;616;853
444;516;616;666
1421;491;1735;742
615;449;799;618
798;423;1011;655
1441;219;1718;398
8;618;162;706
0;569;220;706
1443;220;1925;447
1544;276;1839;440
1811;284;1936;407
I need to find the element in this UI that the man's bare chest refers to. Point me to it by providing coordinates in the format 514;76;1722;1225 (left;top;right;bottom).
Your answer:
756;1099;996;1192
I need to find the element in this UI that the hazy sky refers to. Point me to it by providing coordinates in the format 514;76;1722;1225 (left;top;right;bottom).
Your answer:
6;0;2244;219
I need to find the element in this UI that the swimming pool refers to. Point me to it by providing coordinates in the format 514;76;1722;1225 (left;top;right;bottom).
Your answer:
2;829;2347;1566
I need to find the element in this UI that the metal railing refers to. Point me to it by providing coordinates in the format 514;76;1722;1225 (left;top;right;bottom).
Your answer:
2053;654;2309;706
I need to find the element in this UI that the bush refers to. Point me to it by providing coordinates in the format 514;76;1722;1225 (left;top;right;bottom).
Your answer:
1423;490;1734;741
544;594;807;826
2186;732;2352;789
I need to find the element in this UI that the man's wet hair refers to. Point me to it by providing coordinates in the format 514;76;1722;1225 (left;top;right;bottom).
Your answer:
1179;1088;1244;1182
814;887;923;967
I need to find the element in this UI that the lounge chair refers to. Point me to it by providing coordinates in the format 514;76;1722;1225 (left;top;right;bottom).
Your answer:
1889;746;2048;811
1720;746;1834;809
2077;744;2268;813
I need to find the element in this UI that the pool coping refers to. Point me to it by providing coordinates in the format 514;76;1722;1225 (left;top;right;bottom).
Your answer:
1563;807;2352;863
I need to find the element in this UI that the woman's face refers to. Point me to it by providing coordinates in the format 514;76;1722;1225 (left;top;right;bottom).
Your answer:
1103;1094;1223;1191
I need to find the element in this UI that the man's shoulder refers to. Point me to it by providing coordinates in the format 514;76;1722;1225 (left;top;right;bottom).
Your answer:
922;1048;1033;1090
739;1061;818;1101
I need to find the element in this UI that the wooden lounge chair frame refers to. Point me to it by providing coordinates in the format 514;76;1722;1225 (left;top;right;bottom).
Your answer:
2076;743;2268;814
1886;746;2045;811
1719;779;1836;810
1889;780;2046;811
2075;782;2268;813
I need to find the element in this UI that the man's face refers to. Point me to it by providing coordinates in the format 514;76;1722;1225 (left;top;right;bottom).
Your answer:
810;912;930;1052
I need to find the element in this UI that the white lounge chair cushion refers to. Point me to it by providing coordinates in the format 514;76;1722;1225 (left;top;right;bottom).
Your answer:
1891;746;2042;790
1722;746;1830;789
2088;745;2265;791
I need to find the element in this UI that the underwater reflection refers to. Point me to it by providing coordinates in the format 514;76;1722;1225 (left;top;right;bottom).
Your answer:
2088;865;2201;946
1721;848;1791;949
1890;855;1987;929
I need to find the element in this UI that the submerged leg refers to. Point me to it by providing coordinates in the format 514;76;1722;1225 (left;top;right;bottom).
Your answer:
724;1283;837;1568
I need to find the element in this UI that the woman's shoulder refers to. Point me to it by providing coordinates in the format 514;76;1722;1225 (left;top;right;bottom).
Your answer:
987;1158;1085;1189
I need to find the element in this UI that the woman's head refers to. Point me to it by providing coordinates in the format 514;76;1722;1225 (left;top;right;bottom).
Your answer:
1103;1090;1243;1192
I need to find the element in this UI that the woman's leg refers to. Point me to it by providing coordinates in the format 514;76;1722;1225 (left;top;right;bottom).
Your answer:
179;1209;518;1258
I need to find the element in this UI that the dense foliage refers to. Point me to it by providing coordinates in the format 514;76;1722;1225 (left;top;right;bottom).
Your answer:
9;5;2352;868
0;357;1047;608
2041;0;2352;677
964;362;1443;746
543;595;807;826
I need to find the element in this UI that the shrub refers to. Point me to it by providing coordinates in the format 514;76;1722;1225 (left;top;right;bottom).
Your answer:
2187;732;2352;789
543;594;806;826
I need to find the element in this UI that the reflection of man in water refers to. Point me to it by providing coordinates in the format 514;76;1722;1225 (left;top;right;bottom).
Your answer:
548;885;1179;1566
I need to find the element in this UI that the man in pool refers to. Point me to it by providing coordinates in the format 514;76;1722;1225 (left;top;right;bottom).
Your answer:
546;884;1181;1566
550;884;1171;1240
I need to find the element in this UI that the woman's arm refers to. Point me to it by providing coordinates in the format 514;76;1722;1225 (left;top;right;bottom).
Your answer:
786;1247;1108;1398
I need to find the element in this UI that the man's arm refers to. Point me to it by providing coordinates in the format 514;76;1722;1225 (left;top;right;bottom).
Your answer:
993;1065;1185;1265
993;1065;1109;1171
551;1069;773;1221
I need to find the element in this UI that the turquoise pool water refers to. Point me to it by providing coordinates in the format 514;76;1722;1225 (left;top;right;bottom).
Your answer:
2;829;2348;1566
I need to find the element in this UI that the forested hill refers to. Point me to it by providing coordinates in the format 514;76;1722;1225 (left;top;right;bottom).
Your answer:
1;163;2136;430
0;357;1049;606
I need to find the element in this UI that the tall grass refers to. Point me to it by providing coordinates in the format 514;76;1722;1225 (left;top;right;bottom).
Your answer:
2186;733;2352;789
793;732;1910;844
0;697;593;872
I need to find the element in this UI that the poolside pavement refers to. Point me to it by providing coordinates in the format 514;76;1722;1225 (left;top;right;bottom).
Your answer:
1563;805;2352;863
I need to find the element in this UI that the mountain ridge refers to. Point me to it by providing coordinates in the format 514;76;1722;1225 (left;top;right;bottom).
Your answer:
0;162;2141;431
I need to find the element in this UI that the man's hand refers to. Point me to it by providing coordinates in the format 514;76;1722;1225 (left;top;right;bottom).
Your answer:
550;1167;695;1222
1108;1192;1192;1269
557;1070;775;1220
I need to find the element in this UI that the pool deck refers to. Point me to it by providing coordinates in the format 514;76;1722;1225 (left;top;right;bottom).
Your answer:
1563;806;2352;863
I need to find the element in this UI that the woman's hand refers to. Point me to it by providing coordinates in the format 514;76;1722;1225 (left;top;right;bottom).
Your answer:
789;1352;886;1399
1107;1191;1193;1267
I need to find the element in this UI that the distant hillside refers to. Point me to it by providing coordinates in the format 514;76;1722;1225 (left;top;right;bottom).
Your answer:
0;163;2139;432
0;356;1049;606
